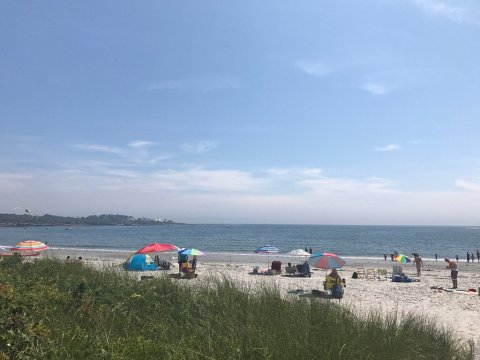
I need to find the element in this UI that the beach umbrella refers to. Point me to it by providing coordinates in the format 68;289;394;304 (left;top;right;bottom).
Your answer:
255;245;279;254
11;240;48;252
255;245;279;268
395;254;411;263
289;248;311;257
309;252;346;270
0;245;14;257
178;248;204;256
136;243;177;254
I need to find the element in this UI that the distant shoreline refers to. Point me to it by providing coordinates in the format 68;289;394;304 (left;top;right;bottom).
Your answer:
0;223;184;228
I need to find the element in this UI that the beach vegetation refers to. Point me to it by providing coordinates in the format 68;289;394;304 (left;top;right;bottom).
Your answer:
0;256;474;359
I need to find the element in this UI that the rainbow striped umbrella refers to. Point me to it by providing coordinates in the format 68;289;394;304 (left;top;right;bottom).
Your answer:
11;240;49;252
178;248;204;256
394;254;411;263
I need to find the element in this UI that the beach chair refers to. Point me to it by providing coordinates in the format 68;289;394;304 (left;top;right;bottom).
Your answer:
377;268;388;280
392;265;402;276
285;266;297;276
183;271;197;279
157;259;172;270
324;275;342;290
271;261;282;274
366;268;376;280
296;262;312;277
180;262;190;273
357;267;366;279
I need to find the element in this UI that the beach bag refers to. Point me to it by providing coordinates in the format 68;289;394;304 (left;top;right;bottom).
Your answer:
332;284;344;299
352;272;358;279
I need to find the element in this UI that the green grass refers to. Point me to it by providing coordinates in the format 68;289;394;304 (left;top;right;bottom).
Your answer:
0;255;475;359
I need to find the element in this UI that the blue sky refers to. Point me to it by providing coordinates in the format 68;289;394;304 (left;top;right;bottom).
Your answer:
2;0;480;224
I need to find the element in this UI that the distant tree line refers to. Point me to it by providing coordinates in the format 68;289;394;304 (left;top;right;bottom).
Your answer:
0;213;178;227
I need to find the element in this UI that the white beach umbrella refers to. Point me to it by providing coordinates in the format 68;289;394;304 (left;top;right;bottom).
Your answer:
289;249;311;257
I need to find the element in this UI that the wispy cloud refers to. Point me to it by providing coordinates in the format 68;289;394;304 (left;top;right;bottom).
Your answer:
150;168;266;192
128;140;154;149
374;144;400;152
6;165;480;225
362;81;389;95
146;76;242;93
76;144;125;156
180;141;217;154
455;179;480;191
298;175;398;195
410;0;468;23
76;141;170;165
294;60;331;77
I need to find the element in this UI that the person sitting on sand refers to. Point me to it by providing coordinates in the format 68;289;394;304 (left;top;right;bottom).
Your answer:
413;254;423;276
328;269;341;281
445;258;458;289
325;269;342;290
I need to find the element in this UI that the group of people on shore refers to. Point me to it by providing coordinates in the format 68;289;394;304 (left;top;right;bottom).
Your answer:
383;251;463;289
384;250;480;264
177;253;197;274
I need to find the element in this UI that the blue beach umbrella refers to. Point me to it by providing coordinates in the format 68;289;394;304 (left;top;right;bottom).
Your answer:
255;245;279;267
255;245;279;254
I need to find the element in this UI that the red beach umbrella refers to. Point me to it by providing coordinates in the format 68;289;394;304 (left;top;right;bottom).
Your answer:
135;243;177;254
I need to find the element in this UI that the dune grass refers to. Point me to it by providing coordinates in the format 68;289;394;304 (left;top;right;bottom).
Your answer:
0;255;475;359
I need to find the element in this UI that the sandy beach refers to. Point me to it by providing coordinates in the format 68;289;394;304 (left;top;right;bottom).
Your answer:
42;248;480;351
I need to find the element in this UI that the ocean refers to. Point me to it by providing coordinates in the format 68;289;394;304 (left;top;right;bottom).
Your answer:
1;224;479;260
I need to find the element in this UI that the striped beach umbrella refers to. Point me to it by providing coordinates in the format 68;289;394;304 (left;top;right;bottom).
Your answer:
309;252;346;270
394;254;411;263
11;240;49;252
255;245;279;254
178;248;204;256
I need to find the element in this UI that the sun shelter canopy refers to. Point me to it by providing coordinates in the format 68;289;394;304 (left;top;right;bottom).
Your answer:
123;254;157;271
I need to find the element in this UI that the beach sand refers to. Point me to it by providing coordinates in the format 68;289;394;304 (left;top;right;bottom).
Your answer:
42;249;480;350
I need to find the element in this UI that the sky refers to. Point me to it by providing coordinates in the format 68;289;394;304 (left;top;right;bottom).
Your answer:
2;0;480;225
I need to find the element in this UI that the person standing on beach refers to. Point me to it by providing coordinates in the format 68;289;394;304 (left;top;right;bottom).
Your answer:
471;253;475;263
413;254;423;276
435;253;438;261
445;258;458;289
477;250;480;263
456;255;459;261
467;252;470;263
384;254;387;261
